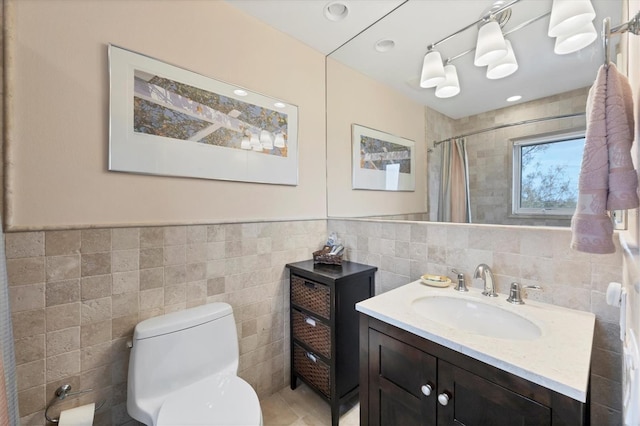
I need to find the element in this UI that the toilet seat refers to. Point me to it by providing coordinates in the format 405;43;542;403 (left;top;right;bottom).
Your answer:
156;374;262;426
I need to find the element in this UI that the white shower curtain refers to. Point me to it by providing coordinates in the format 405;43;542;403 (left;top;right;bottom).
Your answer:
437;138;471;223
0;220;19;424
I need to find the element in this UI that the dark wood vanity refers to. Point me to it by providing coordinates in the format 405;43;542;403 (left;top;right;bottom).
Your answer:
359;315;589;425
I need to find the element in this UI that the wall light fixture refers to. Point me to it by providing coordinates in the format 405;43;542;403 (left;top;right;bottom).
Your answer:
417;0;596;99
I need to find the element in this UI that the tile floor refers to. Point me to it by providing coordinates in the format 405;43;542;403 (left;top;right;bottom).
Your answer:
260;383;360;426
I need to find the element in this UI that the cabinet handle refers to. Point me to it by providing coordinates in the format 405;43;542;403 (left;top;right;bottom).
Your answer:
305;317;317;327
438;392;450;406
303;281;316;289
420;384;433;396
305;352;317;363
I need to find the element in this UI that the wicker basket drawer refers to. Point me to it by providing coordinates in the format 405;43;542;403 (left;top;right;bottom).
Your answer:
291;275;330;319
293;343;330;397
292;309;331;359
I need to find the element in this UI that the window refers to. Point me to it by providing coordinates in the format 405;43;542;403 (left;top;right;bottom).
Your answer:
512;131;585;217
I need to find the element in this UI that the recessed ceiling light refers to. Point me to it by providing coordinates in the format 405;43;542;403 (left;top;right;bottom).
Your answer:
324;2;349;21
374;39;395;52
273;102;286;108
233;89;248;96
507;95;522;102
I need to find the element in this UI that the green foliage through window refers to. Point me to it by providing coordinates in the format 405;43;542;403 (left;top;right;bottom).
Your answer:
512;133;585;216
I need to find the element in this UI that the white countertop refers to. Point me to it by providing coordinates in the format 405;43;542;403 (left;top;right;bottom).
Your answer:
355;280;595;402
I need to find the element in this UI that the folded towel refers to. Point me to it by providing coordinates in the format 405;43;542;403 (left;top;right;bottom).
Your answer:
571;65;614;253
606;64;638;210
571;214;615;254
571;64;640;254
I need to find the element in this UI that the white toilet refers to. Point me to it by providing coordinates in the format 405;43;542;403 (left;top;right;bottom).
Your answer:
127;302;262;426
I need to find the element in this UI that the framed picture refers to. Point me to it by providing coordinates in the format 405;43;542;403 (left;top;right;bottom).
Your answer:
352;124;415;191
108;45;298;185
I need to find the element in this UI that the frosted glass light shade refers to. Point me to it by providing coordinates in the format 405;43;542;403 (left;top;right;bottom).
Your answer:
260;130;274;150
274;133;286;148
548;0;596;37
250;133;262;151
420;50;446;88
554;22;597;54
486;40;518;79
240;136;251;150
474;20;507;67
435;65;460;98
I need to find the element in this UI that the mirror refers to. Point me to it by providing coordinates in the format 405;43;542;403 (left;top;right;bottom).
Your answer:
326;0;623;226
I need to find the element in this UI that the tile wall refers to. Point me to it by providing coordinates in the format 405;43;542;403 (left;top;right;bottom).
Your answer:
8;220;327;425
330;218;624;424
7;217;625;424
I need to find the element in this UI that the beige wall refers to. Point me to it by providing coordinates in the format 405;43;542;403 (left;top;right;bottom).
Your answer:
3;1;331;424
326;58;427;218
4;0;326;230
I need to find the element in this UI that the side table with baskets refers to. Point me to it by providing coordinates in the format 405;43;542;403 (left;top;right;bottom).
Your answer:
286;260;377;426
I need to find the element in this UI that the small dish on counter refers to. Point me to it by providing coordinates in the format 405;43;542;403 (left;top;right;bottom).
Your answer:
420;274;452;287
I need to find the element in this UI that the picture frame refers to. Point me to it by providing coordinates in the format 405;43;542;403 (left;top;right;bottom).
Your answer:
108;44;299;185
352;124;415;191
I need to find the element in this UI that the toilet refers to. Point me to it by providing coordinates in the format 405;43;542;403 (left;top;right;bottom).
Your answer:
127;302;262;426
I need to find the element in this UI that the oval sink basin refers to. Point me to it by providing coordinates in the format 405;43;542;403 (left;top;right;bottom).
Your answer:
411;296;542;340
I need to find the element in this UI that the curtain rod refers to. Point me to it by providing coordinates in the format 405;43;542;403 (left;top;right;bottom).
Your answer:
433;111;586;147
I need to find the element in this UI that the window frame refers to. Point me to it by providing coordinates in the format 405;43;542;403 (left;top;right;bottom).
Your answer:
511;130;585;218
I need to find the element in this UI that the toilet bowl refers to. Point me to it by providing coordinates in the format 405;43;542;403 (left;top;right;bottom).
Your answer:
127;302;262;425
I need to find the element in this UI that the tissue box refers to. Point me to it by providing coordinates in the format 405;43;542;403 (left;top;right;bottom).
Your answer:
313;245;343;265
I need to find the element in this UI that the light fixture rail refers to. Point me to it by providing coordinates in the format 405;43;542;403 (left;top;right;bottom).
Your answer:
427;0;521;52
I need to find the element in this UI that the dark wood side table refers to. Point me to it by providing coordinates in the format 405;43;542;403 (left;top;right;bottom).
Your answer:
286;260;377;426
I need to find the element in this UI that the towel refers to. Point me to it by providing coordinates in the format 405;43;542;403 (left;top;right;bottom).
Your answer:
571;64;639;254
606;64;638;209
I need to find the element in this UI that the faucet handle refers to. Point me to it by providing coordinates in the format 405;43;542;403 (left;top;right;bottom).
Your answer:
451;269;468;292
506;282;541;304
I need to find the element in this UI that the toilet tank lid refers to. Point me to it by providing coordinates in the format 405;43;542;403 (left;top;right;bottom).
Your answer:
133;302;233;340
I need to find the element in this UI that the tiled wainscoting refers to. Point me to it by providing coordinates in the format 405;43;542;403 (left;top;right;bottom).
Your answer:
8;220;327;425
330;218;625;424
7;217;626;425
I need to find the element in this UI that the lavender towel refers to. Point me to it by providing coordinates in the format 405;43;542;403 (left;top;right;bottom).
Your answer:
571;64;639;254
606;64;638;209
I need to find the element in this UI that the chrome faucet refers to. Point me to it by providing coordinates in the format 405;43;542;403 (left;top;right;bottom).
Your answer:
474;264;498;297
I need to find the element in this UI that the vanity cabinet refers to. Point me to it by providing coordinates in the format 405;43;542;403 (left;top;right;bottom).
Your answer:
286;260;377;426
360;316;588;426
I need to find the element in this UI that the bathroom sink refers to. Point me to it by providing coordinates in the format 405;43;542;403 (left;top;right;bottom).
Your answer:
411;296;542;340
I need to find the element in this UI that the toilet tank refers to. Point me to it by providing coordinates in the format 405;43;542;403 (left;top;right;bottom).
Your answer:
127;303;240;424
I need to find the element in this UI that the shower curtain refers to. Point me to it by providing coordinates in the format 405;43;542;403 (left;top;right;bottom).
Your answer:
0;221;19;424
437;137;471;223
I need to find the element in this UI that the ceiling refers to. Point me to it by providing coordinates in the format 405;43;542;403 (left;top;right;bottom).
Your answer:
227;0;623;119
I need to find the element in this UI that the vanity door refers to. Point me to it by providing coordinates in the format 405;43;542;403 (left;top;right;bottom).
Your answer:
368;329;437;426
437;360;551;425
